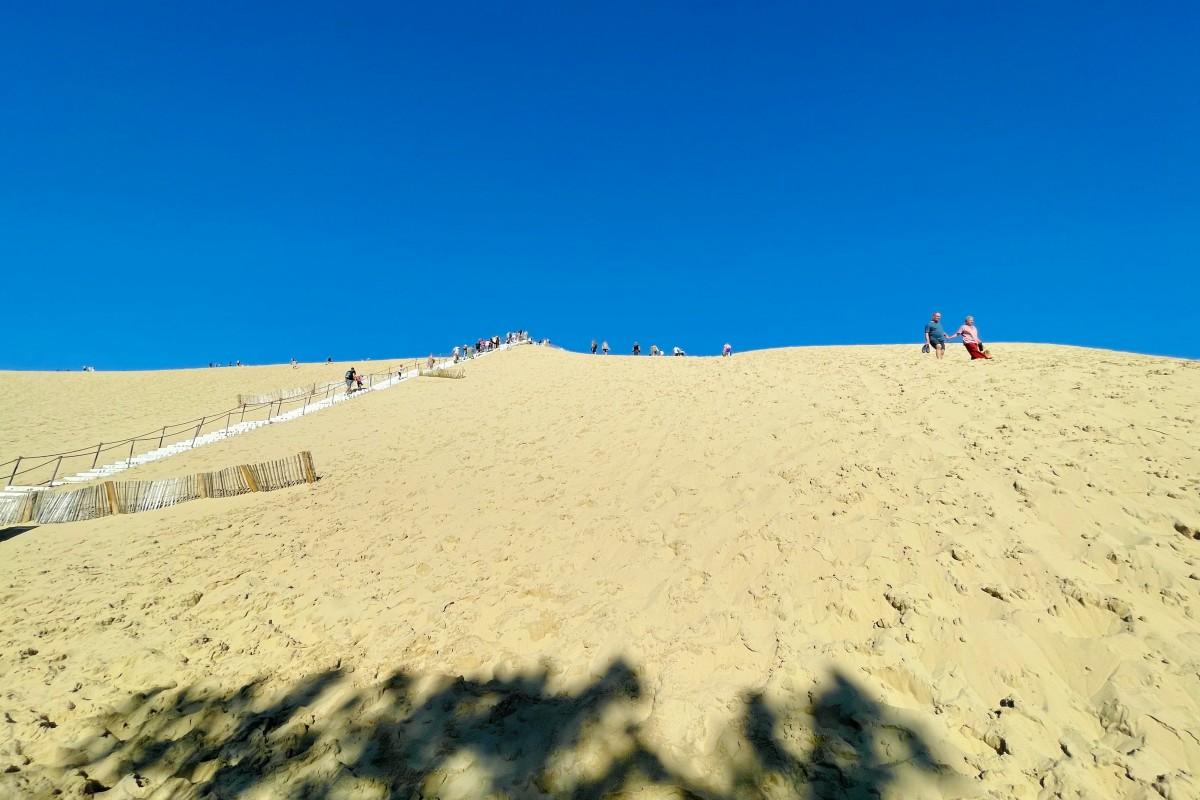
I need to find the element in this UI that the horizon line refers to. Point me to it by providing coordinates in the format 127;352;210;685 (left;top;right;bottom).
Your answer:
2;340;1194;373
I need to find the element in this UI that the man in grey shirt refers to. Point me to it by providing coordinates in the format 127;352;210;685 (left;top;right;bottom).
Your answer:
924;312;948;360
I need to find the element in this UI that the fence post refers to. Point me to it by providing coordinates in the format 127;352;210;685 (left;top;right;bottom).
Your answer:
240;404;247;423
225;410;232;430
267;402;274;422
302;396;309;415
18;491;36;523
238;465;260;492
103;481;121;515
159;426;167;448
191;418;204;447
49;455;63;485
128;439;136;464
92;443;103;468
300;451;317;484
7;457;20;488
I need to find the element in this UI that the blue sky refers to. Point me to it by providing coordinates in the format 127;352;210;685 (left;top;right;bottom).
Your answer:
2;2;1197;368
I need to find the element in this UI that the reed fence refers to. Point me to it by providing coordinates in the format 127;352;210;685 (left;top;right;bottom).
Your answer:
0;452;317;526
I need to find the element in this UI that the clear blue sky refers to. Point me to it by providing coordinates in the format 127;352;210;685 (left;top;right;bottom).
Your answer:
3;2;1197;368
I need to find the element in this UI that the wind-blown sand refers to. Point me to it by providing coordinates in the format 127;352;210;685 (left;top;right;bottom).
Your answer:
1;344;1198;799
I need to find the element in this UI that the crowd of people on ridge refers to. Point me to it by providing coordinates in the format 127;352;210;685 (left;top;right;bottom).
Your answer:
584;315;993;361
338;331;536;396
452;330;534;364
211;318;991;390
334;314;988;402
590;340;733;357
184;311;998;383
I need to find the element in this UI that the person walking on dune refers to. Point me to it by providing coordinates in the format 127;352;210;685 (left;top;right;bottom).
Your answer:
723;343;732;357
591;339;598;354
924;312;948;360
345;367;357;394
948;315;992;360
602;340;609;355
633;342;641;355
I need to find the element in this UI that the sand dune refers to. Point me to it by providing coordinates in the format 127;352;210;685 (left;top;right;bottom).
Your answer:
0;358;425;488
1;344;1198;798
0;359;420;461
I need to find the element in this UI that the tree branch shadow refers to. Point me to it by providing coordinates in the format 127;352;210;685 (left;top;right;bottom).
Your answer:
14;662;966;799
731;671;960;799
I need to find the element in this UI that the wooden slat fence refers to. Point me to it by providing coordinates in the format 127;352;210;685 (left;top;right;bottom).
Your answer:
35;485;111;524
6;451;317;526
117;476;202;513
0;493;37;527
245;452;311;492
208;465;252;498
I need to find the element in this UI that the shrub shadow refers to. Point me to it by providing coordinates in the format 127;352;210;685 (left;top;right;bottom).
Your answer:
26;661;962;798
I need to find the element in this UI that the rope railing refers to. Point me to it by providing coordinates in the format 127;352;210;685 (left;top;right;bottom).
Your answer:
1;339;529;489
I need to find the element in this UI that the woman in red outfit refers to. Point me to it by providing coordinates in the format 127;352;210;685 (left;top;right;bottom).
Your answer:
948;315;992;359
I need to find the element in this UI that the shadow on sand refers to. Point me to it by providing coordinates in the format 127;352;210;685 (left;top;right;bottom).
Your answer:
0;525;37;544
23;660;966;799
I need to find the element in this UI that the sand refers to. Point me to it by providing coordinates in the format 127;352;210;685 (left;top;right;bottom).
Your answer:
0;358;419;486
1;343;1198;799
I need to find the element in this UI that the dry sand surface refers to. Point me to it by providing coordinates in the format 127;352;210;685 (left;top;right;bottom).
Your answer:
0;358;419;485
2;343;1199;799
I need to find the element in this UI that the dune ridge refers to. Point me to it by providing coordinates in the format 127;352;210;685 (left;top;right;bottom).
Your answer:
1;343;1198;798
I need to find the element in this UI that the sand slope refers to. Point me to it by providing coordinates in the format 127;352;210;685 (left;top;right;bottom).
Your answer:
0;358;421;486
1;344;1198;799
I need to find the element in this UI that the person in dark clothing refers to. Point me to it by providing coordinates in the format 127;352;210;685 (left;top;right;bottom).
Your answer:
924;312;948;360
